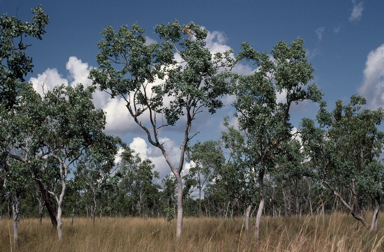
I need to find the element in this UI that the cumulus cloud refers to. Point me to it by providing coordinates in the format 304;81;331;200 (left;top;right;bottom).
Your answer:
357;44;384;109
129;137;182;179
349;0;364;22
29;68;68;96
315;27;325;41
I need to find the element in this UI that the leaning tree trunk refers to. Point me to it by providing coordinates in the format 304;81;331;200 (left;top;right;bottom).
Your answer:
255;169;265;239
370;196;380;231
37;180;57;227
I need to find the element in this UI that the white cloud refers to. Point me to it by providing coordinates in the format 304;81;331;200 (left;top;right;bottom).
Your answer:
349;0;364;22
66;56;93;87
128;137;183;179
358;44;384;109
145;36;157;45
333;25;341;34
129;137;149;160
306;48;320;59
315;27;325;41
29;68;68;96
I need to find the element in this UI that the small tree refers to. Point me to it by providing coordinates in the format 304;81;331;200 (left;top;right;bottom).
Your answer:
89;20;235;238
300;96;384;230
232;38;322;238
185;140;224;217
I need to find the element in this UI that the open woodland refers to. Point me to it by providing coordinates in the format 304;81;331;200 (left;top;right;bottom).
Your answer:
2;6;384;251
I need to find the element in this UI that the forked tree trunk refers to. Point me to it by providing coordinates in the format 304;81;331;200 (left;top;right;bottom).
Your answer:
36;180;57;227
245;205;252;232
370;196;380;231
255;169;265;239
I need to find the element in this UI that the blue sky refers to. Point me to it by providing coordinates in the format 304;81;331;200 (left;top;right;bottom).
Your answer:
2;0;384;180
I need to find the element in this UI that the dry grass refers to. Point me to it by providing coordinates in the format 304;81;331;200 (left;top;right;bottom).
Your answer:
1;212;384;251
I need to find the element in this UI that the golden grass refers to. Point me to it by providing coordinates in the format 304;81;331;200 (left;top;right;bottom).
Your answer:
1;212;384;251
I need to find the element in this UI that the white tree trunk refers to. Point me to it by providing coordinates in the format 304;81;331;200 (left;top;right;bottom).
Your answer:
12;195;20;249
370;196;380;231
255;170;265;239
245;205;252;232
176;174;183;240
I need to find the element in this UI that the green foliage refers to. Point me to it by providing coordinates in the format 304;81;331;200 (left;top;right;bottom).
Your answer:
300;95;384;224
0;6;49;108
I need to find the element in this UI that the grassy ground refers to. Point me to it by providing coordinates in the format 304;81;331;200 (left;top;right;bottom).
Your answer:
1;212;384;251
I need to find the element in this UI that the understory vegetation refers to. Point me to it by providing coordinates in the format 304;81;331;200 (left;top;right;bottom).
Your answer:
1;213;384;252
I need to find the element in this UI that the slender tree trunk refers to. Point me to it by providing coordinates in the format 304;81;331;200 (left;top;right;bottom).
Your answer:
322;200;325;224
99;203;102;225
370;196;380;231
282;188;288;219
287;189;292;217
245;205;252;232
70;206;75;231
175;173;183;239
295;189;300;219
255;169;265;239
36;180;57;227
57;201;63;241
11;194;20;249
305;178;313;215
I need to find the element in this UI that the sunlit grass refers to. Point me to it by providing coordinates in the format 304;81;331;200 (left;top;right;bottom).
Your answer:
1;212;384;251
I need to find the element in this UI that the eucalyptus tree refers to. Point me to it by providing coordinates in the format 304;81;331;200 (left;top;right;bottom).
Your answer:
275;139;311;219
300;96;384;231
215;117;258;231
76;136;123;226
2;82;118;240
232;38;322;238
115;148;160;217
0;6;49;109
185;140;224;217
89;20;235;238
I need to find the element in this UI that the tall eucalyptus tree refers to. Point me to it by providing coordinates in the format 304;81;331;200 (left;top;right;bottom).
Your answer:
89;20;235;238
232;38;322;238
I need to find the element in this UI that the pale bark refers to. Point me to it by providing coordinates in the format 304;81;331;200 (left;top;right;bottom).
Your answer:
255;170;265;239
370;196;380;231
38;197;44;225
282;188;288;219
198;166;202;217
175;174;183;239
245;205;252;232
304;178;313;215
322;180;368;227
12;195;20;249
295;190;300;220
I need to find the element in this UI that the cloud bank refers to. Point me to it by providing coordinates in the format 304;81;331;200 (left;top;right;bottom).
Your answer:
358;44;384;109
